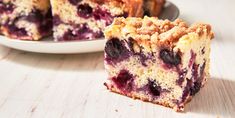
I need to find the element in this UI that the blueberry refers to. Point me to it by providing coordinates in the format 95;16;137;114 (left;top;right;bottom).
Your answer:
26;10;43;23
68;0;81;5
144;10;150;16
148;80;161;96
61;30;77;41
0;2;14;14
38;17;52;35
93;31;104;38
160;49;181;66
112;70;133;92
77;4;93;18
189;62;204;96
25;10;52;35
53;15;62;26
190;82;201;96
7;25;27;37
105;38;123;58
105;38;130;63
122;12;129;18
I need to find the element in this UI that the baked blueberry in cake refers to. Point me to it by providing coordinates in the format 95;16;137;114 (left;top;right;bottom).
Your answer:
50;0;165;41
0;0;52;40
104;17;214;111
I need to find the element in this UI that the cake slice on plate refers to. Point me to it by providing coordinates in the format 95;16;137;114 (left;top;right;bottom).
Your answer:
50;0;165;41
104;17;214;111
0;0;52;40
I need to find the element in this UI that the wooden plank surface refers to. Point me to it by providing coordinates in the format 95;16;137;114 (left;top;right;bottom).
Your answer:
0;0;234;118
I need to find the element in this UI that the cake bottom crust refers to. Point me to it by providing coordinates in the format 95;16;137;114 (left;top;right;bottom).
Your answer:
104;82;194;112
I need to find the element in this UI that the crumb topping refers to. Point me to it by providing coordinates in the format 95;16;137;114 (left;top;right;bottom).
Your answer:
104;17;214;47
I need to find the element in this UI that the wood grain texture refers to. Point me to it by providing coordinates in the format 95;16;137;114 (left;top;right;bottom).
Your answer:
0;0;234;118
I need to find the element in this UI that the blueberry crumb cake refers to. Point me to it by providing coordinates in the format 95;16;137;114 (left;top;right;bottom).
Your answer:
0;0;52;40
50;0;165;41
104;17;214;111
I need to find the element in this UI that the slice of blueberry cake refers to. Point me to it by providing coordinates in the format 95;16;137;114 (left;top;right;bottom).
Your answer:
50;0;165;41
0;0;52;40
104;17;214;111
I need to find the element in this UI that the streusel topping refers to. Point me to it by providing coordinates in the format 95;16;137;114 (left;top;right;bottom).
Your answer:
105;17;214;47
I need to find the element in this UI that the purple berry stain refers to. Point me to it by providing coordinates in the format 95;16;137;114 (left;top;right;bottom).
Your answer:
189;50;196;67
93;7;113;26
181;61;206;102
191;63;199;80
112;70;133;93
128;38;154;66
176;68;188;86
189;61;206;96
61;24;103;41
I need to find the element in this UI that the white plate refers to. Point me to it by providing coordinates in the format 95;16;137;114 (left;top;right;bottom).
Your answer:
0;1;179;54
0;36;106;53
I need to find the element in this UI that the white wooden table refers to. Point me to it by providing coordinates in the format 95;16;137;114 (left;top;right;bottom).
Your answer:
0;0;234;118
